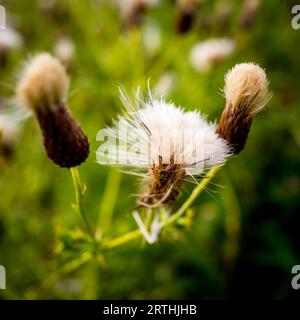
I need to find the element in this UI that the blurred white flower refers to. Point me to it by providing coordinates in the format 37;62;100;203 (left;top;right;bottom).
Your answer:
153;72;177;97
0;104;27;159
0;27;23;51
189;38;234;72
54;37;75;68
0;116;19;147
142;23;162;56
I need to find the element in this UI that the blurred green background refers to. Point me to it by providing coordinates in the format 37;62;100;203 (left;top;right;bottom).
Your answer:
0;0;300;299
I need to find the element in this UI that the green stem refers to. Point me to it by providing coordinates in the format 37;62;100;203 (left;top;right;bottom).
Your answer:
26;252;92;298
98;168;121;234
70;167;95;240
162;166;221;227
41;252;92;293
104;229;141;250
103;165;221;250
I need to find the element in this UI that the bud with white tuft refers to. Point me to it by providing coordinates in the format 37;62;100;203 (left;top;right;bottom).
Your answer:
217;63;270;154
175;0;201;34
116;0;159;29
16;53;89;168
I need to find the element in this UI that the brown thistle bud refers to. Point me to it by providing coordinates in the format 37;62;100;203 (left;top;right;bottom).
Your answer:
239;0;260;29
175;0;200;34
16;53;89;167
217;63;270;154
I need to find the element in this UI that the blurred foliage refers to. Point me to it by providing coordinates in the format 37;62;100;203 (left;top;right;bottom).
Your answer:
0;0;300;299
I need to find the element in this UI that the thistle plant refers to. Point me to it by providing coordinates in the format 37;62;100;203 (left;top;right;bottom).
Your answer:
16;53;93;239
97;62;270;245
16;53;89;168
14;55;270;286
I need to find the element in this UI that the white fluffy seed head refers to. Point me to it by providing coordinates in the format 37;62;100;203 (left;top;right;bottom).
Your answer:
102;90;230;176
224;62;269;115
98;89;231;205
16;53;69;112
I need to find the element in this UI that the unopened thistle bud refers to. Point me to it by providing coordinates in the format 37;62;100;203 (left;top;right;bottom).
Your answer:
175;0;200;34
116;0;159;29
217;63;270;154
16;53;89;167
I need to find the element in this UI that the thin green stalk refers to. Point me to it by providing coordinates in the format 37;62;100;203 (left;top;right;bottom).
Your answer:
44;252;92;288
103;165;221;250
104;229;141;250
162;166;221;227
98;168;121;234
70;167;95;240
27;252;92;298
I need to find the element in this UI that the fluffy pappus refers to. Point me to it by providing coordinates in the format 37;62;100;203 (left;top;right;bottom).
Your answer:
101;89;231;207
